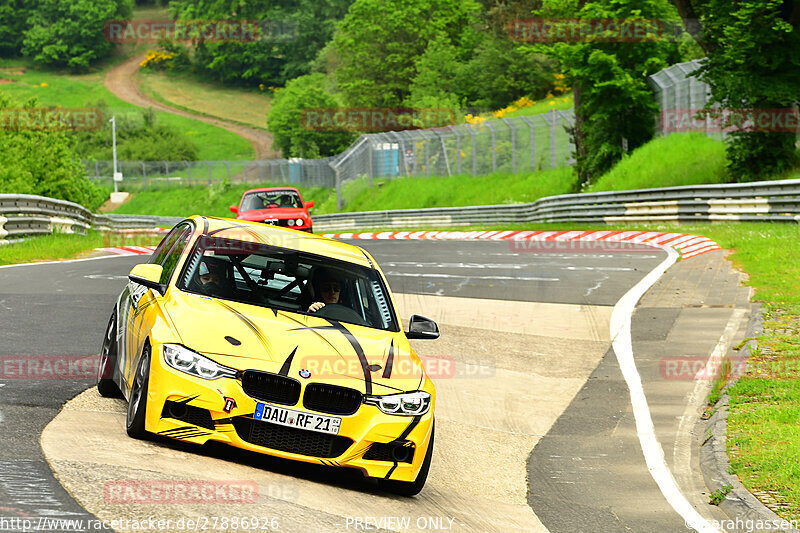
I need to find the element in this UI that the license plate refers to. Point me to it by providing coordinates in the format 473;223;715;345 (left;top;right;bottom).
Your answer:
253;403;341;435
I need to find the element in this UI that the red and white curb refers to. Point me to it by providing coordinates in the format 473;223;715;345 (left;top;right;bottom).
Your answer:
96;246;157;256
96;230;720;260
321;230;720;259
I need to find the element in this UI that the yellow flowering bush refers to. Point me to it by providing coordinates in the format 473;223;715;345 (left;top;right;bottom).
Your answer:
140;50;178;69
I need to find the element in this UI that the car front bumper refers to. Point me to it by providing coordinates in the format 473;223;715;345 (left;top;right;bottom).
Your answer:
144;343;434;482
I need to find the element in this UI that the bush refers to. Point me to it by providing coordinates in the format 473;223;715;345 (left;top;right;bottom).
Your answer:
72;105;198;161
22;0;133;70
267;74;356;158
0;95;107;210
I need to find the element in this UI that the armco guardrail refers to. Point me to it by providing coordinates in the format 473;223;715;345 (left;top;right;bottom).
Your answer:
2;179;799;241
0;194;178;241
312;178;800;231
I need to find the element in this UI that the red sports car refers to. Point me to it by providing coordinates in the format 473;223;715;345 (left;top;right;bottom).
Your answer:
230;187;314;232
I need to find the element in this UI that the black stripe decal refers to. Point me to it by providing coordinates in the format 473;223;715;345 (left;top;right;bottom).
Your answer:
280;313;344;355
323;320;372;396
217;301;272;352
279;347;298;376
384;463;398;479
382;340;394;379
175;395;200;405
391;415;423;445
206;225;239;236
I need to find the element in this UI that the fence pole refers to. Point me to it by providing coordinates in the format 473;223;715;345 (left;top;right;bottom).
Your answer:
141;162;148;191
333;164;343;212
520;116;535;170
454;129;462;175
503;118;516;173
485;122;497;173
207;161;212;185
186;161;191;186
225;160;230;181
470;125;477;177
550;109;557;169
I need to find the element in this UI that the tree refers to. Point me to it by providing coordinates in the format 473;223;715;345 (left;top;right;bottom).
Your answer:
0;95;105;210
331;0;481;107
266;74;356;158
22;0;133;70
673;0;800;180
0;0;35;57
168;0;353;87
542;0;682;185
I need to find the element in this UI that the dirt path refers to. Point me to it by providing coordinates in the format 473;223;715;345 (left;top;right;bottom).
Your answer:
104;53;279;159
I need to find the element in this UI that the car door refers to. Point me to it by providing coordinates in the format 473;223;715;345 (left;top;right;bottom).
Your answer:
121;223;193;394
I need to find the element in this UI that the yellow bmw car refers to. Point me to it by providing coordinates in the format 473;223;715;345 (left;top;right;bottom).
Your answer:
97;216;439;495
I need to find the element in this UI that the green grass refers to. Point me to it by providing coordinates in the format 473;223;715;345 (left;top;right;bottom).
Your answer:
139;69;272;130
0;60;254;161
588;133;728;192
326;167;579;213
110;182;335;218
0;232;108;265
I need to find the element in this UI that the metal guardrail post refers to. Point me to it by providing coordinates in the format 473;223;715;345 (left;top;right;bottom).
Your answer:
520;116;536;170
454;128;462;175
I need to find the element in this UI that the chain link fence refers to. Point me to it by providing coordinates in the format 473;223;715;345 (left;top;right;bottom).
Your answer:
329;109;575;210
85;61;731;211
84;157;336;191
647;59;722;139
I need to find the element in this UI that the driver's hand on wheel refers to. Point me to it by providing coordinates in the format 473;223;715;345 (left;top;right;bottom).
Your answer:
308;302;325;313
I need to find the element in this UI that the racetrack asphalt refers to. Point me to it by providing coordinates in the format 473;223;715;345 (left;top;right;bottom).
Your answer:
0;240;748;532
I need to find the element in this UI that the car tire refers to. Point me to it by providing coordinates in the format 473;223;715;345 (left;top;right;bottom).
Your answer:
377;423;434;497
126;344;152;439
97;311;122;398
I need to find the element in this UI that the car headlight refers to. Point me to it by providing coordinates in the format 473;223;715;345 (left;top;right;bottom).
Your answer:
296;218;304;226
288;219;295;226
363;391;431;416
163;344;238;380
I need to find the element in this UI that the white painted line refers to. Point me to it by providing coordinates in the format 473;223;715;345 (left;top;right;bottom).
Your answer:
0;253;138;270
610;245;721;533
385;272;560;282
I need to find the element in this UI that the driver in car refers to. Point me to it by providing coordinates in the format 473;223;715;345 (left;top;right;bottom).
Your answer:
307;268;342;313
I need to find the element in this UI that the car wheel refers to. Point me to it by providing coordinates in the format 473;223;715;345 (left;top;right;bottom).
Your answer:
97;311;122;398
378;423;434;497
126;345;152;439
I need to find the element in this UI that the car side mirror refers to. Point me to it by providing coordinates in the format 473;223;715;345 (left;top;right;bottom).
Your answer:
129;264;167;295
305;200;315;209
406;315;439;340
229;205;240;215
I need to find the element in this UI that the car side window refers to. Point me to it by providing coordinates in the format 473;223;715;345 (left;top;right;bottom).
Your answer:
159;225;192;285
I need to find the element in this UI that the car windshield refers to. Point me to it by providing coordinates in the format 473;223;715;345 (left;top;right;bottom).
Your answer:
241;191;302;211
178;235;398;331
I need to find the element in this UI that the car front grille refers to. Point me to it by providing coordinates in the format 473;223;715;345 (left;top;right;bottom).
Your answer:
241;371;300;406
260;219;290;227
363;441;415;464
232;417;353;458
303;383;362;415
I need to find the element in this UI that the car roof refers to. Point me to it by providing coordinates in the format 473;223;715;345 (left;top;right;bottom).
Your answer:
243;187;300;195
189;216;372;267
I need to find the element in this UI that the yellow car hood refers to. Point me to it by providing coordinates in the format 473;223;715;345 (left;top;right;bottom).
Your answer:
164;291;424;394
